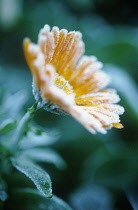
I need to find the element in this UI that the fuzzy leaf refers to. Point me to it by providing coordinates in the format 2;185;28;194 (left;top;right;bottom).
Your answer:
5;188;73;210
21;148;66;169
20;131;58;149
11;157;52;197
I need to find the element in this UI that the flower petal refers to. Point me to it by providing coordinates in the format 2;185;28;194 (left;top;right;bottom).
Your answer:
70;56;102;85
70;103;124;133
70;105;107;134
23;38;45;88
112;123;124;128
51;30;84;80
75;89;120;105
74;71;110;97
81;104;124;129
83;104;124;115
38;24;55;63
38;25;84;80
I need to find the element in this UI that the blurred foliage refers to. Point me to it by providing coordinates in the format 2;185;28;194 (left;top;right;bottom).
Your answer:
0;0;138;209
69;184;114;210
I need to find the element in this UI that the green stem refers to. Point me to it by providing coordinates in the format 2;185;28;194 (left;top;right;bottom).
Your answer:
12;103;38;151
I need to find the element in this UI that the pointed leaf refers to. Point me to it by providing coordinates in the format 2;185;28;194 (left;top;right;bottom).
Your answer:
20;131;58;149
11;157;52;197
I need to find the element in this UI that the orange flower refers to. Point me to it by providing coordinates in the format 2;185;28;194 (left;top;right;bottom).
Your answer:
23;24;124;134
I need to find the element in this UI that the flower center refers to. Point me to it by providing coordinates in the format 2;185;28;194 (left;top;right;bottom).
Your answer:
54;75;74;95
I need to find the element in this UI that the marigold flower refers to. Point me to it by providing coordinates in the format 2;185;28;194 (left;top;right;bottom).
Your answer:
23;24;124;134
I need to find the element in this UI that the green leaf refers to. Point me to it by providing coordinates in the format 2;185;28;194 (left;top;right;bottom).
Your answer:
21;148;66;170
5;188;73;210
11;157;52;197
20;131;58;149
0;119;17;134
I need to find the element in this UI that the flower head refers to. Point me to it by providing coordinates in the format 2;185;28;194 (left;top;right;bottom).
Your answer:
23;24;124;134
